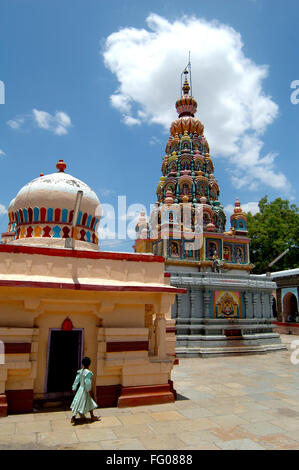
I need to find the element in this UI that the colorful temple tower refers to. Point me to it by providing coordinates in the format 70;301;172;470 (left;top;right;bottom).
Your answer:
135;69;251;271
135;67;285;356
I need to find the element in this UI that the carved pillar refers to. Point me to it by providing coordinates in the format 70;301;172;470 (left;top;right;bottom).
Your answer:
177;294;183;319
252;293;257;319
244;292;249;319
203;291;211;321
260;294;264;319
269;294;274;319
276;288;282;321
190;289;197;318
154;313;167;359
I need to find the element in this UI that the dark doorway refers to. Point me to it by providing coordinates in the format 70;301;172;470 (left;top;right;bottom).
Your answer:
283;292;298;322
47;330;82;396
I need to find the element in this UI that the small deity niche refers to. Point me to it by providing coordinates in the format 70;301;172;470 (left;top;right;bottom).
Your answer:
182;183;190;195
223;245;232;262
207;240;219;259
170;241;180;258
195;161;203;171
185;242;195;258
235;246;245;264
203;212;210;227
197;182;207;196
215;292;239;319
169;162;177;172
157;241;163;256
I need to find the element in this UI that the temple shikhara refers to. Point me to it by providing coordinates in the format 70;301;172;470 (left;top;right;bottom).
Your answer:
0;160;183;417
135;68;251;270
135;67;285;356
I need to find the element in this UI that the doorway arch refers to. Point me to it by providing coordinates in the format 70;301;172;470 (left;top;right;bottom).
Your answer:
283;292;298;322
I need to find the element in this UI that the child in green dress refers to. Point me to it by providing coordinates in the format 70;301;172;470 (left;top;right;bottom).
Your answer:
70;356;100;424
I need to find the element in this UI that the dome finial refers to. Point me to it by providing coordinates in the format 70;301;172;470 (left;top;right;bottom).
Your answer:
176;57;197;117
181;52;192;96
56;159;67;173
182;69;190;95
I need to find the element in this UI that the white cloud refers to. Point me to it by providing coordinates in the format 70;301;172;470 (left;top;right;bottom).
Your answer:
7;110;72;135
7;117;25;130
225;201;259;215
122;115;141;126
149;136;162;146
32;109;72;135
0;204;7;216
111;94;132;113
103;13;287;191
0;149;5;156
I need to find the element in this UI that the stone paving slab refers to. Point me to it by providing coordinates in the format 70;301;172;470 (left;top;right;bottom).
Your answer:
0;334;299;450
216;438;266;450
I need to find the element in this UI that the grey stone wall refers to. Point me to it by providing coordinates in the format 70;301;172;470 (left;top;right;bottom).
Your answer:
168;271;285;356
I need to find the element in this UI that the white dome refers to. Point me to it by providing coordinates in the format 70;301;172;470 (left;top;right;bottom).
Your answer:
8;197;15;212
16;172;99;205
7;160;101;251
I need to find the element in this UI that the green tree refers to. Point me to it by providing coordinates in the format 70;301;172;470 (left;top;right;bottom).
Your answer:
246;196;299;274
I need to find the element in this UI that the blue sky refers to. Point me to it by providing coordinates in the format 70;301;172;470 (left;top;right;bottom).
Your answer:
0;0;298;251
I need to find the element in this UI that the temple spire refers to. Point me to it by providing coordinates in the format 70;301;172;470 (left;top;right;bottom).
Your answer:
176;58;197;118
181;53;192;97
182;69;191;95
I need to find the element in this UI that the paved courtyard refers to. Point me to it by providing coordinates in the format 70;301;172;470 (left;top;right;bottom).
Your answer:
0;334;299;450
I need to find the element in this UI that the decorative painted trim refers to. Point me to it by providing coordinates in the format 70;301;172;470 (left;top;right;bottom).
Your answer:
6;389;33;413
96;385;121;408
0;394;8;417
166;327;176;333
118;383;175;407
0;279;186;294
4;343;31;354
273;321;299;328
224;329;243;339
106;341;149;352
0;244;165;263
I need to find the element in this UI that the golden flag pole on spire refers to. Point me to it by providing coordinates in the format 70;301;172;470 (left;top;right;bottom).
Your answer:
180;51;192;97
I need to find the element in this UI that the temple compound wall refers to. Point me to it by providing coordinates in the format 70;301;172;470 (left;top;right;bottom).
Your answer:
169;270;285;356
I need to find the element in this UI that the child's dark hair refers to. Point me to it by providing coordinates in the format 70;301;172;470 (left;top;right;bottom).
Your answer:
82;357;91;368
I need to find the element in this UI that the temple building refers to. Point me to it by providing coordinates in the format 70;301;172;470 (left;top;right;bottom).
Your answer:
0;160;183;417
270;268;299;334
135;68;285;356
